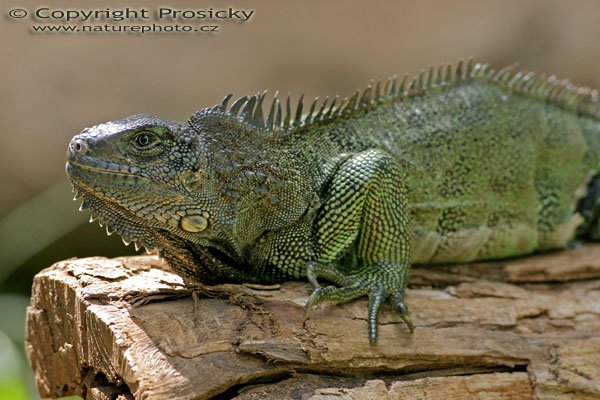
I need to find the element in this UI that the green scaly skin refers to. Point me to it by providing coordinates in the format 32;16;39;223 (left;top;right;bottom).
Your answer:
66;60;600;343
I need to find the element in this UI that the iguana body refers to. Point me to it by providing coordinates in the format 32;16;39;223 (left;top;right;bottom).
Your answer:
66;60;600;342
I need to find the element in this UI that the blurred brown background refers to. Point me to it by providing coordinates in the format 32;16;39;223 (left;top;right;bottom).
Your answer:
1;0;599;398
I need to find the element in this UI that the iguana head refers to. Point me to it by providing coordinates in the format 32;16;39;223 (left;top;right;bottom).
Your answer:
66;94;316;259
66;113;232;252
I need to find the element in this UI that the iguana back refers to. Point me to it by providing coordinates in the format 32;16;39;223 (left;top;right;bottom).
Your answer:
287;80;600;264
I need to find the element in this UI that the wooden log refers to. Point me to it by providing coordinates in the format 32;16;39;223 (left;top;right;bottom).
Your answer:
25;245;600;399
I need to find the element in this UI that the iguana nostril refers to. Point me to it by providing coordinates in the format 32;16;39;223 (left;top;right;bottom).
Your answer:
69;138;87;156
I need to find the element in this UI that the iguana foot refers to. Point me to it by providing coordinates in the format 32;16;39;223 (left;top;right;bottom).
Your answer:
305;262;412;343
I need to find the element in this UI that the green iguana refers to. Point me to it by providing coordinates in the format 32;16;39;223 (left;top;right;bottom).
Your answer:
66;60;600;343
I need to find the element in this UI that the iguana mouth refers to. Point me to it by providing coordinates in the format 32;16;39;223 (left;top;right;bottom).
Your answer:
67;157;141;177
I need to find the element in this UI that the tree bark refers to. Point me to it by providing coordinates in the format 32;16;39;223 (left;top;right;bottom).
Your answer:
25;245;600;399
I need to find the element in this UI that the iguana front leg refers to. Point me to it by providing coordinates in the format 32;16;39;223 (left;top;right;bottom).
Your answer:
308;149;413;343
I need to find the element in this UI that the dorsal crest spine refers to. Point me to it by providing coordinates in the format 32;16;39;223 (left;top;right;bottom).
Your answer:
196;58;600;133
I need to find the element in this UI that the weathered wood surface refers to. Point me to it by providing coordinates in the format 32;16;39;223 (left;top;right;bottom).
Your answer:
25;245;600;400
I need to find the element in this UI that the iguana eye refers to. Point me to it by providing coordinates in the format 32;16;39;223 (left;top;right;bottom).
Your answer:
133;132;157;149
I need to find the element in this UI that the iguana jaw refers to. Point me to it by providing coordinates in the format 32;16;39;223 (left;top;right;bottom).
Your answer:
67;157;222;252
66;157;148;187
69;180;164;254
66;155;168;254
67;156;141;177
